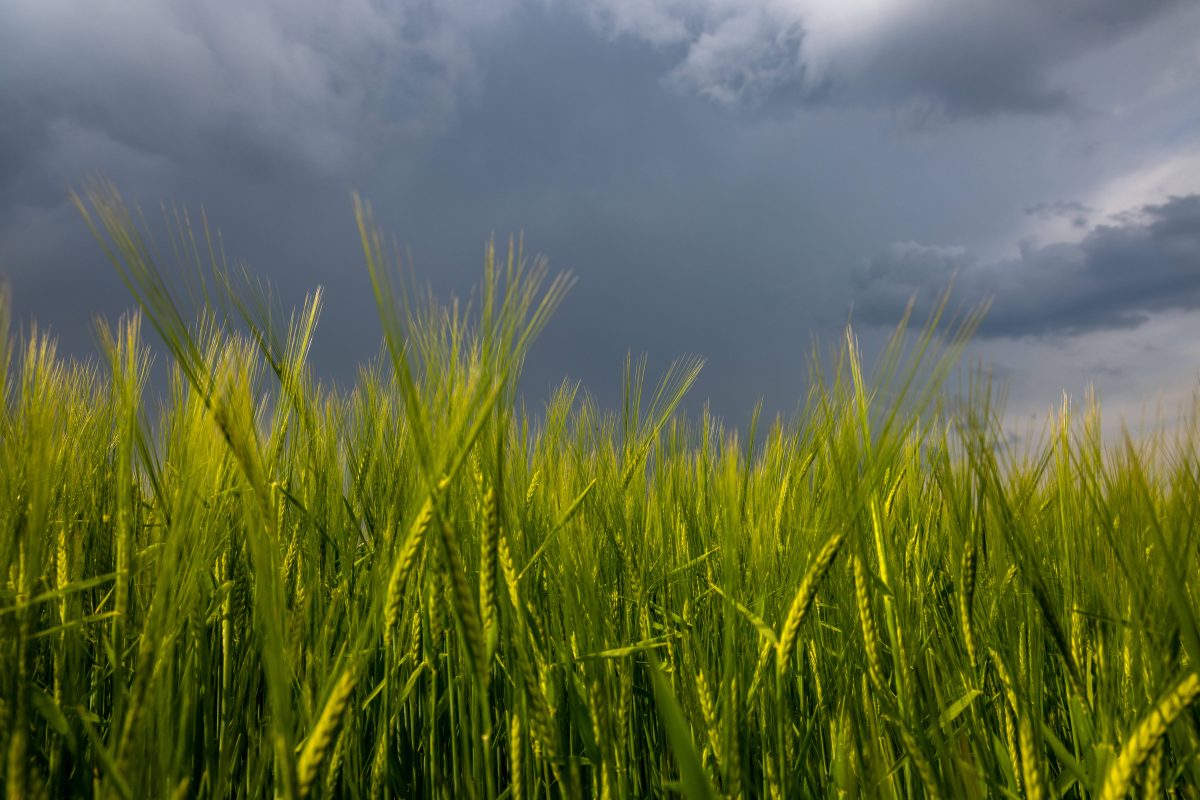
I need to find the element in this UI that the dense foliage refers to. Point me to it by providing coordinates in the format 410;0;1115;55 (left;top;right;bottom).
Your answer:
2;186;1199;798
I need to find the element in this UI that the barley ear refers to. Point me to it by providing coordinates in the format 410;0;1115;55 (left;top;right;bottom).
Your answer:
959;540;978;671
525;469;540;510
480;485;500;666
510;712;524;800
852;554;887;693
746;641;774;705
1018;709;1046;800
989;648;1020;715
1141;742;1162;800
777;531;846;675
370;721;389;799
383;497;434;646
1100;672;1200;800
437;515;487;682
297;664;359;800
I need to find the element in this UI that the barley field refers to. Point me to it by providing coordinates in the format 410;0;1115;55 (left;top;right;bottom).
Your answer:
2;185;1199;798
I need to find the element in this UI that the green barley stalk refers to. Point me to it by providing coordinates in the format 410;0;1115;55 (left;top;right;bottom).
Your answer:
12;186;1200;799
897;723;941;800
725;673;742;799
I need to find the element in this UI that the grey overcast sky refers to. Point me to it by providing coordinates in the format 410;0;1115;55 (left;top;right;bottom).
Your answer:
2;0;1199;429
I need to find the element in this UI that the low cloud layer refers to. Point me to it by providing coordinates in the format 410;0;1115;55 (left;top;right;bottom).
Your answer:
853;194;1200;337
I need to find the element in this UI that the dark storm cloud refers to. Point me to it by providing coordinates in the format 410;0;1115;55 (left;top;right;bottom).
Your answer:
355;8;839;418
852;194;1200;338
0;1;841;421
1;0;1198;425
0;0;1187;226
586;0;1188;118
0;0;520;201
0;0;522;381
850;0;1186;119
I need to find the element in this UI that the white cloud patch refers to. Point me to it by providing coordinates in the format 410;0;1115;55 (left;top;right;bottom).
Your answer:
1089;149;1200;221
969;308;1200;442
666;7;807;104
